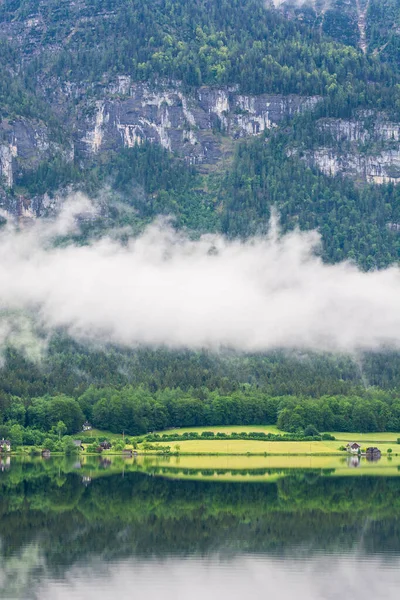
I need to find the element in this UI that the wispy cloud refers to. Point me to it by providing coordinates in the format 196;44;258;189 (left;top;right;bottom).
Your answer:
0;196;399;355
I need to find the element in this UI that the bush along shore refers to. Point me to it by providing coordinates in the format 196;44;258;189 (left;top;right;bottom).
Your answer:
2;429;336;456
144;430;336;443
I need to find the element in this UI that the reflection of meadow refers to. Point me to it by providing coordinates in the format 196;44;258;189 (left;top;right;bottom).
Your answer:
3;454;400;484
138;454;400;480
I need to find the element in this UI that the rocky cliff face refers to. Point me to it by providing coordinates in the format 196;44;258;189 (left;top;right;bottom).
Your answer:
0;78;319;187
294;112;400;184
0;117;72;188
2;79;400;196
73;80;319;166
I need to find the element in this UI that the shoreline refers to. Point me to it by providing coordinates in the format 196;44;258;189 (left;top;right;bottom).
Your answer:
5;450;396;457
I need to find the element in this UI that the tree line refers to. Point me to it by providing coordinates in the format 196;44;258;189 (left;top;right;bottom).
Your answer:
2;384;400;443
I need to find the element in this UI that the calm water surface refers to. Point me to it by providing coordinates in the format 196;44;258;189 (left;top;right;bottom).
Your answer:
1;457;400;599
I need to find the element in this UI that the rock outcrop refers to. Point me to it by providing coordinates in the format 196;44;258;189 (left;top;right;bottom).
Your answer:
292;112;400;184
0;117;72;188
74;80;320;166
0;79;320;187
2;75;400;205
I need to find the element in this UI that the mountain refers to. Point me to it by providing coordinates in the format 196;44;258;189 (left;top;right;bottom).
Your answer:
0;1;400;434
0;3;399;265
2;0;398;270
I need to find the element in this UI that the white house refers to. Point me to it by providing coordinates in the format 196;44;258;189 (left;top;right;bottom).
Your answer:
346;442;361;454
0;439;11;452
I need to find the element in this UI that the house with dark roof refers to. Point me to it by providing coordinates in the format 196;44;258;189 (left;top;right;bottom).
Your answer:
0;439;11;453
346;442;361;454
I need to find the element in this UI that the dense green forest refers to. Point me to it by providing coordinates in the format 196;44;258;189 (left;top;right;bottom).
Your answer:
2;377;400;441
19;138;400;269
221;134;400;269
1;0;395;98
1;334;400;440
367;0;400;65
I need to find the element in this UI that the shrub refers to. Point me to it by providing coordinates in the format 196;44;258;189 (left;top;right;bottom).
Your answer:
304;425;320;437
42;438;56;451
113;440;126;451
63;438;79;455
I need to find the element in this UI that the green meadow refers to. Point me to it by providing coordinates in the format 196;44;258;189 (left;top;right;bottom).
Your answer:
73;426;400;457
147;426;400;455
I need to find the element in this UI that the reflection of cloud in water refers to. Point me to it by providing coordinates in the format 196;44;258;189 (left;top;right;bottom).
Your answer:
34;555;400;600
0;543;46;600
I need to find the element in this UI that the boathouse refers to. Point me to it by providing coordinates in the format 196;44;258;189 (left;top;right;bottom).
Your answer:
366;447;381;458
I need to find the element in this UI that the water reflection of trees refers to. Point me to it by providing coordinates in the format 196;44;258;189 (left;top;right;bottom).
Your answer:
1;461;400;572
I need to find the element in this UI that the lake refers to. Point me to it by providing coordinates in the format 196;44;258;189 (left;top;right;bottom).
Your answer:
1;456;400;599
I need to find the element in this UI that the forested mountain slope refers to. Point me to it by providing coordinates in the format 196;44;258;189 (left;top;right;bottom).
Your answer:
273;0;400;59
0;0;400;408
0;1;398;266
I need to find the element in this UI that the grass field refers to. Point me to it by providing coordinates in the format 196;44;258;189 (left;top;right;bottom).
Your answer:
161;425;282;435
149;439;400;455
151;425;400;455
329;432;400;443
149;439;338;454
79;426;400;455
80;428;124;441
157;426;400;443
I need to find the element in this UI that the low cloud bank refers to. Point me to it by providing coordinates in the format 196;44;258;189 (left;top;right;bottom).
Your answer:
0;197;399;354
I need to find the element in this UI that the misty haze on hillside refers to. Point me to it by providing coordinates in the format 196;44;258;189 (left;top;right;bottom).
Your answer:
270;0;330;8
0;196;399;357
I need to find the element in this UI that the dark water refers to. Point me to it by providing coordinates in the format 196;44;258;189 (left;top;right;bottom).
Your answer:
1;457;400;599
